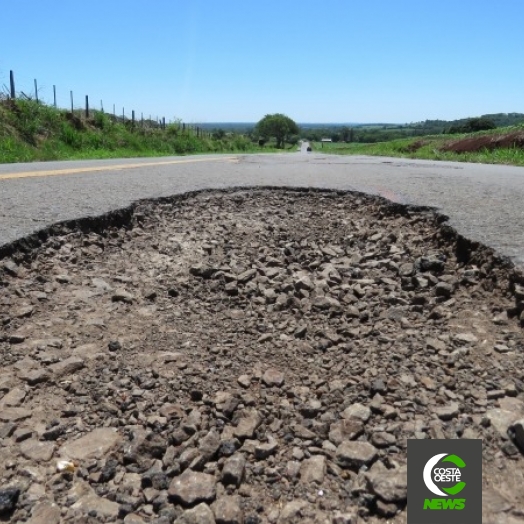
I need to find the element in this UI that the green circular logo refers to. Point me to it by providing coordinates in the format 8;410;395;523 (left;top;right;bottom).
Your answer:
423;453;466;496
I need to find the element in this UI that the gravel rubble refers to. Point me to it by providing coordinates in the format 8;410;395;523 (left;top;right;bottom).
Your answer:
1;188;524;523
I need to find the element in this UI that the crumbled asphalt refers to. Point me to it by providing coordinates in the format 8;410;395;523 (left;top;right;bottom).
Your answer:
1;189;524;523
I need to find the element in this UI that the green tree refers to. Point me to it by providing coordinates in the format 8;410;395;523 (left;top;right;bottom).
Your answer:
212;128;226;139
447;117;497;134
340;126;351;142
255;113;299;148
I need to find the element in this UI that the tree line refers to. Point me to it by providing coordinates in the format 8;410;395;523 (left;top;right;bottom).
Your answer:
207;111;524;149
299;113;524;143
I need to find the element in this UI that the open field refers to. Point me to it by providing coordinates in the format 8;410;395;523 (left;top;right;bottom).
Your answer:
312;126;524;166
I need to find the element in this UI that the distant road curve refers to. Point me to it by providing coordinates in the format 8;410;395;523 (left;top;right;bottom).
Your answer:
1;151;524;267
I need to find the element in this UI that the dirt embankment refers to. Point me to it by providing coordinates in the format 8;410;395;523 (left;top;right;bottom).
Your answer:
440;131;524;154
399;131;524;155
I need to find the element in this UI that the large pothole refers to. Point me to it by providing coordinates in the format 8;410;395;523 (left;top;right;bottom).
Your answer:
1;189;524;523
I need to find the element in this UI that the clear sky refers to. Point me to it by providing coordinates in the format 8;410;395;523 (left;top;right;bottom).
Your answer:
2;0;523;124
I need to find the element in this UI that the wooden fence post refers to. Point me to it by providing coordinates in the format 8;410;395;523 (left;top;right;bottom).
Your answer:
9;70;15;99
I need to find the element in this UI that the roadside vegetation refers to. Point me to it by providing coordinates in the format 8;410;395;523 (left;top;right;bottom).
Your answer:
4;95;523;167
310;124;524;167
0;97;291;163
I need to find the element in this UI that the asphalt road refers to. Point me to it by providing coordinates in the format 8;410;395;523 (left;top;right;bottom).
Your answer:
1;149;524;267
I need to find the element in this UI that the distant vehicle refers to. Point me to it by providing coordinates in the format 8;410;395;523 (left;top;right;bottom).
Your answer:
307;146;312;152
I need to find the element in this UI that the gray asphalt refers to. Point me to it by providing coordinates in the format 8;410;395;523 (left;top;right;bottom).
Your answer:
1;148;524;267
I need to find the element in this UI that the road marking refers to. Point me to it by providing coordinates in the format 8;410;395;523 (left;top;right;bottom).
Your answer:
0;156;238;180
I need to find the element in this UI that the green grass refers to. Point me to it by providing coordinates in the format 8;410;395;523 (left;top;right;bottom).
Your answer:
0;98;287;163
311;125;524;166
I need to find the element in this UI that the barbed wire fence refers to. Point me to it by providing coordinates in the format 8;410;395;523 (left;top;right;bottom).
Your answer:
1;69;208;138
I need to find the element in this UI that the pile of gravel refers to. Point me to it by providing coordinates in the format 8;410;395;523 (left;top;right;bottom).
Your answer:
1;189;524;524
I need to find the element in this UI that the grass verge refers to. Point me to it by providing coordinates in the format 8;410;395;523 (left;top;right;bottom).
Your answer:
312;125;524;166
0;98;290;163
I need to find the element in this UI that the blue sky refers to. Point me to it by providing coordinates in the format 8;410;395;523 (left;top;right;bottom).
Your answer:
2;0;523;123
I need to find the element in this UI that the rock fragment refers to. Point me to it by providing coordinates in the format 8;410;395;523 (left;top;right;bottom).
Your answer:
112;289;135;303
300;455;326;484
234;410;261;439
174;503;215;524
262;368;285;387
222;453;246;486
366;465;407;502
60;428;121;460
336;441;378;469
20;439;55;462
212;496;243;524
168;470;217;506
27;501;61;524
49;356;84;377
0;488;20;515
435;403;460;421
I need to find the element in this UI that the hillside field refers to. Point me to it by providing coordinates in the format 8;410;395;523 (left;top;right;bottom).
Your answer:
312;125;524;166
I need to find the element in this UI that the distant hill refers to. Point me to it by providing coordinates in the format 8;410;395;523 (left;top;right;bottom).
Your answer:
195;114;524;144
410;113;524;134
195;123;255;133
299;113;524;143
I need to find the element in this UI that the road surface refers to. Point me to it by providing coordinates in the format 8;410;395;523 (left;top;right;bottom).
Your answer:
1;149;524;267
